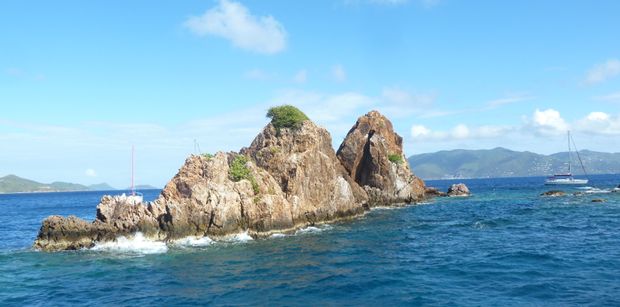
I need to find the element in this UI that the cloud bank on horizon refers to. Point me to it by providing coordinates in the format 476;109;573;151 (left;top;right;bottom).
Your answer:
1;0;619;187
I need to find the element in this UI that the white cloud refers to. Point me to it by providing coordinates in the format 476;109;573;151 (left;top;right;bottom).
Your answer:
293;69;307;83
331;65;347;82
85;169;97;177
528;108;569;136
452;124;470;139
410;124;511;141
411;125;431;138
411;109;620;144
594;91;620;103
184;0;287;54
584;59;620;85
575;111;620;135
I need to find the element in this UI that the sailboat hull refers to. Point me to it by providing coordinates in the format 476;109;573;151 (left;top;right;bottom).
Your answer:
544;131;589;185
544;178;589;185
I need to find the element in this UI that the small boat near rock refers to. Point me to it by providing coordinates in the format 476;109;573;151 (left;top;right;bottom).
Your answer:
545;131;588;185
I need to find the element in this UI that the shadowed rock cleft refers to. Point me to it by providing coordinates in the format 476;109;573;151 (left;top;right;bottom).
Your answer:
336;110;425;206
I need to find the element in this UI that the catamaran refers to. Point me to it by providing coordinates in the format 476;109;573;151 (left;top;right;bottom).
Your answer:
545;131;588;185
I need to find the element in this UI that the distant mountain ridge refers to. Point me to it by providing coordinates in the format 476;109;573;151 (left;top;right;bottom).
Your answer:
0;175;116;193
408;147;620;180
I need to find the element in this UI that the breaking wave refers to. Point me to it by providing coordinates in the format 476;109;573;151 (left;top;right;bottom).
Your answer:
173;236;214;247
222;231;254;243
295;225;332;235
91;232;168;254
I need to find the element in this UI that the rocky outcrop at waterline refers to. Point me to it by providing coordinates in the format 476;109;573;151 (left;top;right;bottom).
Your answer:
336;111;425;206
34;107;428;251
447;183;471;197
540;190;566;197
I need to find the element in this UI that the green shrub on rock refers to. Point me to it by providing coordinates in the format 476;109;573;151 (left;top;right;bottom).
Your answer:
229;155;260;194
266;105;309;131
388;153;403;164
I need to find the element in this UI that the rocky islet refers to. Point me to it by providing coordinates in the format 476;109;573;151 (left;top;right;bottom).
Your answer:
34;108;463;251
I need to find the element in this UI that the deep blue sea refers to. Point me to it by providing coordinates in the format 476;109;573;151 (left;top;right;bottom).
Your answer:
1;176;620;306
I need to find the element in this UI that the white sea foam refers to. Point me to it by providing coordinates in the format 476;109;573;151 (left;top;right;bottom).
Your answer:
91;232;168;254
173;236;214;247
270;233;287;238
296;225;332;235
370;206;398;211
583;188;611;194
221;231;254;243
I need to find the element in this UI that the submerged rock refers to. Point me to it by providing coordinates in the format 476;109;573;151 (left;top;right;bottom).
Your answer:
34;107;431;251
336;111;425;206
540;190;566;197
424;187;448;197
591;198;605;203
447;183;471;197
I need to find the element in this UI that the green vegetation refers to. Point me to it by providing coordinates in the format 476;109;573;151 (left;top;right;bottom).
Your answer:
229;155;260;194
388;153;404;164
202;153;214;159
408;147;620;179
0;174;116;193
266;105;309;132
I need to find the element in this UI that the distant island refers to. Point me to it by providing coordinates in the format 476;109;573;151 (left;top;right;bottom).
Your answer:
0;175;158;194
409;147;620;180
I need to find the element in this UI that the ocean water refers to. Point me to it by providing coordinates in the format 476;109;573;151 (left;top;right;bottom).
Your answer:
1;177;620;306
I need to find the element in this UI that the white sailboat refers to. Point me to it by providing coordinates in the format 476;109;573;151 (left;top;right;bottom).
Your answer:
545;131;588;185
125;145;143;204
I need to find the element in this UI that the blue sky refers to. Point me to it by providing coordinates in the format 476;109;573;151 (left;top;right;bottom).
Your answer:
1;0;619;187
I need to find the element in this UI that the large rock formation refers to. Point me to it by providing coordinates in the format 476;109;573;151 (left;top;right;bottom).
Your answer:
34;112;373;251
34;107;428;251
242;121;368;224
337;111;425;206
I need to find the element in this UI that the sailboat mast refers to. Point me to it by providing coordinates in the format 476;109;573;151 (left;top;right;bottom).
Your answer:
567;131;571;174
131;145;135;196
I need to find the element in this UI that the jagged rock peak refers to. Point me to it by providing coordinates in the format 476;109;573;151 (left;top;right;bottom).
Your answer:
337;110;425;206
243;118;368;225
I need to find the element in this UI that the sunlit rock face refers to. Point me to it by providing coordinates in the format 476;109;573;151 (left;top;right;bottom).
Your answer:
337;110;425;206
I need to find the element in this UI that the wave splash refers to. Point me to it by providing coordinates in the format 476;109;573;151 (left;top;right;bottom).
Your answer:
173;236;214;247
91;232;168;254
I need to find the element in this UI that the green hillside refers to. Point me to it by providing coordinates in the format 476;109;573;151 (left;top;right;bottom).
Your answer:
0;175;46;193
408;147;620;179
0;175;113;193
